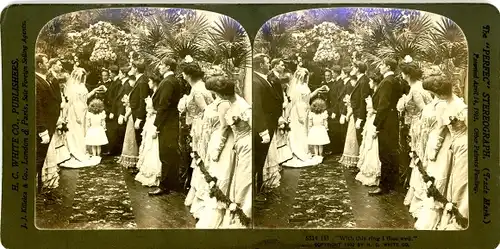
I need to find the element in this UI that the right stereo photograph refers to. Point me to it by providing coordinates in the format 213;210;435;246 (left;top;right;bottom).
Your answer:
252;7;469;230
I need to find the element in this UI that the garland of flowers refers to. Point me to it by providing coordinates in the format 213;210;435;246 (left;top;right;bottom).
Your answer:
190;151;251;227
408;151;468;228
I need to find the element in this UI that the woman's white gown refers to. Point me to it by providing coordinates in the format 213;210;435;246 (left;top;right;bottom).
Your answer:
282;83;322;168
59;82;101;168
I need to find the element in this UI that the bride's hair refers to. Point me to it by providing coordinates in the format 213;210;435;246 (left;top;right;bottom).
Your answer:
293;67;309;84
70;67;87;84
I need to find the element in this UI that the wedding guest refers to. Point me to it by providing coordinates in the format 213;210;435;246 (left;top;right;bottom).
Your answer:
135;73;163;187
118;75;140;169
369;58;404;195
128;60;150;147
339;75;360;167
253;54;283;200
399;59;433;216
424;75;468;230
109;66;132;156
89;69;112;103
149;58;183;196
181;61;215;218
356;73;383;187
103;65;120;155
350;61;371;146
206;76;252;228
326;65;344;154
36;54;62;193
414;75;452;230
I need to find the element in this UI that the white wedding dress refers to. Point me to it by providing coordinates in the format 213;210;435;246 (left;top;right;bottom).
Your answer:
59;68;101;168
282;70;322;168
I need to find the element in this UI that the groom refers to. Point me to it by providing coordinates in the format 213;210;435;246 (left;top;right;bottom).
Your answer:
370;58;403;195
253;54;284;200
35;53;62;193
149;57;182;196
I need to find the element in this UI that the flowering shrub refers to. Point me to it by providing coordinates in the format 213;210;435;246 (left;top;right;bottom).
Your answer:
89;39;117;62
67;21;136;66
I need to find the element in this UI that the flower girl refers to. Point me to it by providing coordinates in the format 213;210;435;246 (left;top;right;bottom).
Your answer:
85;99;109;156
307;98;330;157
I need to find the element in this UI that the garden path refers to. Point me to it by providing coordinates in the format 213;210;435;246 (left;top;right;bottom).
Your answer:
36;156;196;229
254;155;415;229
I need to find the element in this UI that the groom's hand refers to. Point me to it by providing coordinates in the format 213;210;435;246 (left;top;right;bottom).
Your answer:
39;130;50;144
259;130;270;144
331;113;336;119
109;113;114;119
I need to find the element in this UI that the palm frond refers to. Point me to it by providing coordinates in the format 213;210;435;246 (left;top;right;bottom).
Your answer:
206;16;251;69
254;18;294;58
434;17;465;43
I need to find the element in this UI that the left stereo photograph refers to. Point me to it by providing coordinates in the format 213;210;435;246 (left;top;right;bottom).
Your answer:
35;7;253;229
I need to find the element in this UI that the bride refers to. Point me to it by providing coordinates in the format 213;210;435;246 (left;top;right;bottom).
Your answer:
59;67;103;168
282;67;327;168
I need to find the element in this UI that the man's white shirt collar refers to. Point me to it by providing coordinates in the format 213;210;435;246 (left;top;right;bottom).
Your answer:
136;73;143;80
357;73;365;80
384;71;395;78
163;71;174;78
255;71;267;80
36;72;46;81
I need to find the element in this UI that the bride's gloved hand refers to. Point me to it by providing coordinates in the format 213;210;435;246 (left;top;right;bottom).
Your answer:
331;113;336;119
109;113;114;119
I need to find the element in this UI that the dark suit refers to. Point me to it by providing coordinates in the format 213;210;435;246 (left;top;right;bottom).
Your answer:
372;73;403;192
350;74;371;145
153;73;182;191
253;72;284;192
108;78;131;155
36;73;62;191
326;78;344;154
126;74;150;146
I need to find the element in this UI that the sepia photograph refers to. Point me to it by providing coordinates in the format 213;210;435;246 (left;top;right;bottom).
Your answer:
35;7;252;229
253;7;468;230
